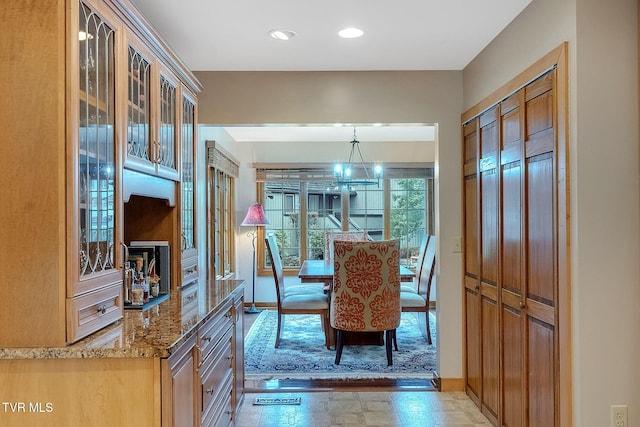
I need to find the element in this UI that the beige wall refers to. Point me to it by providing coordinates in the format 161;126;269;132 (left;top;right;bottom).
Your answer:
463;0;640;425
195;70;466;380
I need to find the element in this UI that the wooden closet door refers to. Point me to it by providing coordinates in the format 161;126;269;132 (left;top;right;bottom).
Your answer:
500;91;526;427
463;47;567;427
463;119;481;404
479;107;500;423
524;71;557;427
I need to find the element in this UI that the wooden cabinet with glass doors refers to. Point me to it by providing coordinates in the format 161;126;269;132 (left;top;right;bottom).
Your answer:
124;32;180;182
0;0;200;347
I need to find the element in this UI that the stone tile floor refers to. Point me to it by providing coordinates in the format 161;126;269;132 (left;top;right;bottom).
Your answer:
236;390;491;426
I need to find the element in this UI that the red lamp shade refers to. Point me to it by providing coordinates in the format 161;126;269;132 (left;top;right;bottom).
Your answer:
241;203;270;226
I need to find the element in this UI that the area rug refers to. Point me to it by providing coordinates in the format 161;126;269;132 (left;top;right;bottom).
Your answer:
245;309;436;380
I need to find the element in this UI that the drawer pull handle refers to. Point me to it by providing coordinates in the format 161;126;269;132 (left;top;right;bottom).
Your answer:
205;387;215;395
97;305;107;314
225;311;232;318
519;301;526;309
202;336;212;343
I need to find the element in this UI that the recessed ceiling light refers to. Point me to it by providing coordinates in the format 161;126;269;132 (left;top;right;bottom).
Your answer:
338;27;363;39
268;29;295;41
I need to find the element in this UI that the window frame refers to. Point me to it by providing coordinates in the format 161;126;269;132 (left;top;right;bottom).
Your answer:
256;165;433;276
207;141;239;280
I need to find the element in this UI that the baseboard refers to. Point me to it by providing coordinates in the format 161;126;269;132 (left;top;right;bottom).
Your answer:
440;377;465;392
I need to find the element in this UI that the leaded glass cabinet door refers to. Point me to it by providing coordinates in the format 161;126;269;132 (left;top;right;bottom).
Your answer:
156;68;179;180
180;91;198;286
73;0;121;296
124;37;154;175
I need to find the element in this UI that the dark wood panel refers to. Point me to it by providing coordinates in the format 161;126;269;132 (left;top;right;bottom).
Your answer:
481;296;499;420
501;105;521;150
528;317;556;427
525;72;554;102
480;115;498;158
465;288;482;402
464;122;478;164
465;177;479;277
526;153;555;305
526;90;553;138
502;306;524;427
481;169;498;284
502;162;522;295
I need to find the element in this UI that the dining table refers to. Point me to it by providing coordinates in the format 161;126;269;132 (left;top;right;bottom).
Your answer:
298;259;416;285
297;259;416;348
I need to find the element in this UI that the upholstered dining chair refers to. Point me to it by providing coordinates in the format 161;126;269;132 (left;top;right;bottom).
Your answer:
331;239;401;366
400;234;436;345
323;230;369;265
265;234;331;349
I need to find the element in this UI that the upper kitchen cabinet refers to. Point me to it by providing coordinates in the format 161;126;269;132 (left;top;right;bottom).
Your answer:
124;32;182;182
0;0;200;347
180;89;199;287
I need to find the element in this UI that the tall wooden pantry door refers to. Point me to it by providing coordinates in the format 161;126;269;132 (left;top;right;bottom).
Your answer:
462;44;570;427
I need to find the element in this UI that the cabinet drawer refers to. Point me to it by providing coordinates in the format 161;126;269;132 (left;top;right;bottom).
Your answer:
180;285;199;331
200;328;232;414
66;282;123;343
198;304;232;360
181;254;198;288
202;380;232;427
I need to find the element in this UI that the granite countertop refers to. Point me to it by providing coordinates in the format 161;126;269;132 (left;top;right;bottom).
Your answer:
0;279;245;360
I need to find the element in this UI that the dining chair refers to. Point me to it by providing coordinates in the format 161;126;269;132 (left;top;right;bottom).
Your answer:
400;234;435;345
265;234;331;349
401;232;430;294
323;230;369;265
331;239;401;366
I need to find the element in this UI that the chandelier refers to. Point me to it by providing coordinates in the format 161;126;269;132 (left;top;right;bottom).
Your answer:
332;127;382;189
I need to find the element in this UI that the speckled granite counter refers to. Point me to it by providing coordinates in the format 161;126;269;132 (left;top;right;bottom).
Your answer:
0;279;244;360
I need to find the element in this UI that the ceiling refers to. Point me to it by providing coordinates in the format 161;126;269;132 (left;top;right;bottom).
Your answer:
130;0;532;72
129;0;532;142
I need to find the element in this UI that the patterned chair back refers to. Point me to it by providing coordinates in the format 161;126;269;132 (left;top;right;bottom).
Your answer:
324;230;369;265
331;239;401;332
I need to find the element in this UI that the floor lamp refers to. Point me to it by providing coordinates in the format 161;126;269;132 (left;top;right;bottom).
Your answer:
241;203;270;314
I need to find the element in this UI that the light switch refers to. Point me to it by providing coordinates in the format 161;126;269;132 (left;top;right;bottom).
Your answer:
453;237;462;253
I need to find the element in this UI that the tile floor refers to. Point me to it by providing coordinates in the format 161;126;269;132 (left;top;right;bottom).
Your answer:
235;390;491;426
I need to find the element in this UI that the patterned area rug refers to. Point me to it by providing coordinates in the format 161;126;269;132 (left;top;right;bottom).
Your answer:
245;309;436;380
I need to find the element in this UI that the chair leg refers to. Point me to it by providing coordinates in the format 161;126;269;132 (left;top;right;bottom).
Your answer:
392;329;398;351
334;330;344;365
426;311;432;345
275;312;283;348
322;313;331;350
385;330;394;366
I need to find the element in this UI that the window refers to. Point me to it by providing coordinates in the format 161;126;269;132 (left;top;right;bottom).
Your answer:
207;141;239;280
257;166;433;274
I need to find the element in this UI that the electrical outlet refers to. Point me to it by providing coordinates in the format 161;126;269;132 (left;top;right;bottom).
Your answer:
611;405;627;427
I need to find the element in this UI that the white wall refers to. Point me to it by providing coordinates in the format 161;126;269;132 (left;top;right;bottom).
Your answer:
463;0;640;425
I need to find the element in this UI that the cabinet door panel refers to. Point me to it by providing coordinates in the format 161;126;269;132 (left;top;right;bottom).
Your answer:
528;317;555;427
156;71;179;180
72;0;122;298
124;38;155;175
481;296;499;421
502;305;524;427
465;286;482;402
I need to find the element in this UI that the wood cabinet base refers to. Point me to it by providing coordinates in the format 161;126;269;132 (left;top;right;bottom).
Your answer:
0;358;159;427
